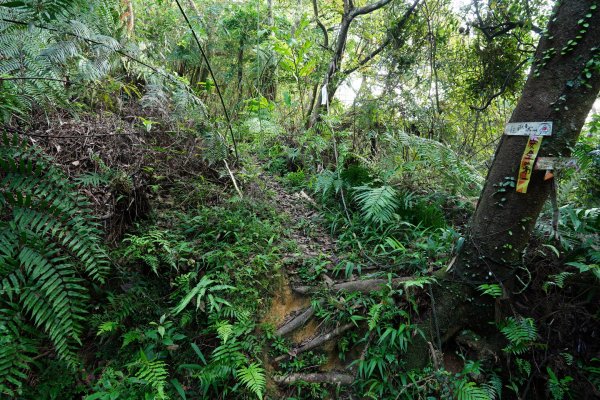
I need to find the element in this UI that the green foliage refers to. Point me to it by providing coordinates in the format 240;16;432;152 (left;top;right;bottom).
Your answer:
454;380;492;400
543;271;575;292
0;0;122;116
389;131;484;196
172;274;233;315
0;0;597;398
477;283;503;298
283;169;307;189
314;169;343;199
122;229;191;274
236;362;266;400
0;325;36;397
0;134;108;395
499;317;537;355
353;184;400;226
133;351;169;399
546;367;573;400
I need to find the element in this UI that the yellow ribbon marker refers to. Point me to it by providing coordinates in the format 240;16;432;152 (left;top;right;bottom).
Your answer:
516;134;543;193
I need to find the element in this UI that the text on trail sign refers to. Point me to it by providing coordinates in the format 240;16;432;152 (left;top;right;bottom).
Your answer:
504;122;553;137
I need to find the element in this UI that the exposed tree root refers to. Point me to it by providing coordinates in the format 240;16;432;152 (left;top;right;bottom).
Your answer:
293;276;415;294
274;372;354;385
276;305;316;336
274;323;354;362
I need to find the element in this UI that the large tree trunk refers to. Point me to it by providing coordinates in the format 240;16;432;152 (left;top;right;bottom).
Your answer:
458;0;600;285
409;0;600;367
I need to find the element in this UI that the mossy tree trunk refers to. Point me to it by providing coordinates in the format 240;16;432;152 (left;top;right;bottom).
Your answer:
410;0;600;367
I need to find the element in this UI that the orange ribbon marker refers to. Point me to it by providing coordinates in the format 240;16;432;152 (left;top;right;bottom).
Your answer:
516;134;543;193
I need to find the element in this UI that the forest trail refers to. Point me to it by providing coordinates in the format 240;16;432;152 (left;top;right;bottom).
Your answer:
259;174;359;384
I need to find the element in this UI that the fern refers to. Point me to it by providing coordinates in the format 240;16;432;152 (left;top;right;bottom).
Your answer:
0;134;108;395
477;283;503;298
172;273;233;315
141;74;208;126
353;184;400;226
500;317;537;355
133;351;169;400
0;0;122;116
216;320;234;344
367;303;383;331
482;373;503;399
236;362;266;400
388;131;484;196
547;367;573;400
0;322;36;397
454;380;492;400
542;271;575;292
74;171;111;187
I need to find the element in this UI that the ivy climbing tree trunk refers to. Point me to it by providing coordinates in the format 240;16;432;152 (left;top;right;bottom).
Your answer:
458;0;600;289
409;0;600;367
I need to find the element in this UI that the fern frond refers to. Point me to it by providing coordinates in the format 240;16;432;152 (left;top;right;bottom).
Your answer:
454;380;491;400
236;363;266;400
389;131;484;196
353;185;399;226
500;317;537;355
216;321;234;344
134;353;168;400
0;134;108;392
0;313;37;397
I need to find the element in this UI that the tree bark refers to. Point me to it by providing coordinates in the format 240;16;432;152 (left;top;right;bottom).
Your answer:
262;0;277;101
409;0;600;368
276;305;316;336
267;0;274;27
274;323;354;362
460;0;600;284
293;276;415;295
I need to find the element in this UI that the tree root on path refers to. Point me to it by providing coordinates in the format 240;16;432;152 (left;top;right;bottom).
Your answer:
274;323;354;363
276;305;316;336
293;276;415;295
274;372;354;385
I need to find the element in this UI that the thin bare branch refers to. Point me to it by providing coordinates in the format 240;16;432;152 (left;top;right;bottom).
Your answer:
312;0;329;48
351;0;394;18
343;0;420;76
470;58;528;111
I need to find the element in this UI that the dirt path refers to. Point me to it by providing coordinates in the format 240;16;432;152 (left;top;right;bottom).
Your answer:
259;175;366;389
260;174;337;335
262;174;337;261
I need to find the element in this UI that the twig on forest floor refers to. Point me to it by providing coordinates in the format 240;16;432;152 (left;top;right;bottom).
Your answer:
223;159;243;198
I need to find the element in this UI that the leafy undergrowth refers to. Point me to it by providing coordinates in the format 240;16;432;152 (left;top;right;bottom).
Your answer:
2;110;597;400
20;175;292;399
